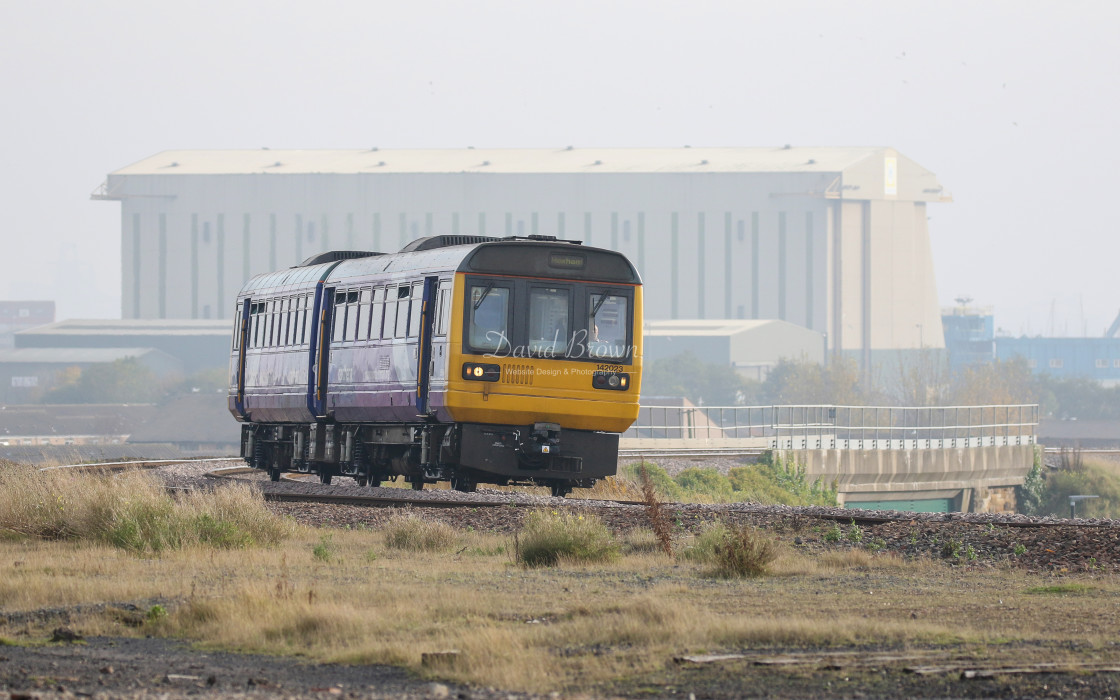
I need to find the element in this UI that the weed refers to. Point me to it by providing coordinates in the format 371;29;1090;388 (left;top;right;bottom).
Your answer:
680;522;729;563
312;534;334;562
846;520;864;544
146;604;168;622
941;539;961;560
364;550;378;562
638;462;673;556
709;524;778;578
823;524;842;543
868;537;887;553
965;544;977;562
1013;544;1026;556
515;510;619;567
383;514;458;552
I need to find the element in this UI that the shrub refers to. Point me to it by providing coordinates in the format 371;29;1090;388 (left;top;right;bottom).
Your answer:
516;510;619;567
674;468;734;500
619;462;683;501
680;522;730;562
383;514;458;552
312;534;335;562
709;524;778;578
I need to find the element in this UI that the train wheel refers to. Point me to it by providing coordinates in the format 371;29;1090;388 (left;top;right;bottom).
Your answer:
319;471;333;485
355;477;368;487
550;484;572;498
410;477;424;491
450;474;476;494
269;468;281;482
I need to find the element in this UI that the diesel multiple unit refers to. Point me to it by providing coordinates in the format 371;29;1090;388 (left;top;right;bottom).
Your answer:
227;235;643;496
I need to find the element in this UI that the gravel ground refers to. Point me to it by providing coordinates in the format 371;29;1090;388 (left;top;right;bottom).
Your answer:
188;460;1120;575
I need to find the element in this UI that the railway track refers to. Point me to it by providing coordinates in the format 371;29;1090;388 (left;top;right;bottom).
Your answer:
205;464;1120;530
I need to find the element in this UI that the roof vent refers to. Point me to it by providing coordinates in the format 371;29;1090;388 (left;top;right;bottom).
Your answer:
401;235;498;252
295;250;383;267
807;159;816;164
700;159;709;165
782;144;792;149
481;160;490;166
593;160;602;165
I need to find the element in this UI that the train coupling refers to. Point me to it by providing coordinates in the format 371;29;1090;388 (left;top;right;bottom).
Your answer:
523;422;561;456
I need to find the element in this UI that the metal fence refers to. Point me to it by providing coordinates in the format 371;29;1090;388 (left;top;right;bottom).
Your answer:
623;404;1039;450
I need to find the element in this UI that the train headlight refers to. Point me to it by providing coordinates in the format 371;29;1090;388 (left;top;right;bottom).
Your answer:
462;362;501;381
592;371;631;391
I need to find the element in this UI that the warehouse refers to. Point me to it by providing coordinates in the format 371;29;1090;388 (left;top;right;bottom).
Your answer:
96;147;949;368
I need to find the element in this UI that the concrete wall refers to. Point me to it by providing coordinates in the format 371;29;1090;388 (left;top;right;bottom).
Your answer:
783;444;1036;513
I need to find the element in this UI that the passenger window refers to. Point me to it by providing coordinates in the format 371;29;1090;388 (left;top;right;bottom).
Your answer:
394;286;411;338
408;283;422;337
345;290;360;342
357;288;371;339
280;298;290;346
303;294;314;345
332;291;347;343
435;283;451;337
232;306;242;351
468;284;510;352
588;293;629;360
370;288;384;339
529;287;570;356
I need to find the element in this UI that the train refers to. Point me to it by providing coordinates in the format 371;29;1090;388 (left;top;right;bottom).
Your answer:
227;234;643;497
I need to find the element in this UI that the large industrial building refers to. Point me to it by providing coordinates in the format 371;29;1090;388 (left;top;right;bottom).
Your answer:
97;147;950;368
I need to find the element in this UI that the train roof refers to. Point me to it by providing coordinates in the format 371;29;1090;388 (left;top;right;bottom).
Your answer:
237;236;640;297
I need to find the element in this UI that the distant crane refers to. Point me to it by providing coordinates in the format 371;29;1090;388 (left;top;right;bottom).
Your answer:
1106;309;1120;338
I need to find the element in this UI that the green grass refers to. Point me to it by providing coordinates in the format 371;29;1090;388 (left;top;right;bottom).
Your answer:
619;455;837;507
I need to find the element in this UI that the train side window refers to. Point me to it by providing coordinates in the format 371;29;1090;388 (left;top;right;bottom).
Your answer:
408;283;422;337
357;288;371;339
265;300;275;347
529;287;570;356
279;298;289;346
395;285;411;338
232;306;241;351
249;303;259;348
344;290;359;342
370;288;384;339
435;282;451;336
302;293;313;346
332;290;347;343
468;284;510;352
587;292;629;360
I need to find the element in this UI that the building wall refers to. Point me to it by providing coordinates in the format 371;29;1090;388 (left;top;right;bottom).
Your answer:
996;337;1120;385
109;163;944;357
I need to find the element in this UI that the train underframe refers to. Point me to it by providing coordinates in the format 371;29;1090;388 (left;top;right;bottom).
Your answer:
240;420;619;498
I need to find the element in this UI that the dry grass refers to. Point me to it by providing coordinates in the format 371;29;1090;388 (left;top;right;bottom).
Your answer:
0;463;292;553
382;513;459;552
4;477;1120;693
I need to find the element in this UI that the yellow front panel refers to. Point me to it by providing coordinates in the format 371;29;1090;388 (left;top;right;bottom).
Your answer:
445;274;643;432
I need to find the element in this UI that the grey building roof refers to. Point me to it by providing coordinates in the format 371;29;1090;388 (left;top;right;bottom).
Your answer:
111;146;916;176
0;347;167;364
15;319;229;338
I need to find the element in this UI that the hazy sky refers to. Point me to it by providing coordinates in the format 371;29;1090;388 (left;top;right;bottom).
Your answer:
2;0;1117;336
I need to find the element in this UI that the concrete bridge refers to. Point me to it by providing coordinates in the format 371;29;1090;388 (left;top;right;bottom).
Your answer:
620;403;1039;513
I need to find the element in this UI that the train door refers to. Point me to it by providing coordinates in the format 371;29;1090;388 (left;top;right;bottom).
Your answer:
415;276;439;415
233;298;251;419
307;283;337;418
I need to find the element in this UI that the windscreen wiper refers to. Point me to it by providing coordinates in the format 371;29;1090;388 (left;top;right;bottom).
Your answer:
590;291;611;319
473;282;495;310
